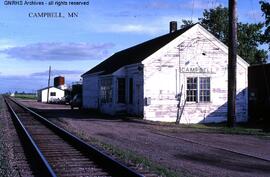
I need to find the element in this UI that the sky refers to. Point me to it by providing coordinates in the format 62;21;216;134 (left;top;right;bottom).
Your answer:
0;0;268;93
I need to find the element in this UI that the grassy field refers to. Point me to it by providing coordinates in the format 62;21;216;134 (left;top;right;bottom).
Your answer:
14;94;37;100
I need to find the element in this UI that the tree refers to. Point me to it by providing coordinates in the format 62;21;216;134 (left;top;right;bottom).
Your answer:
238;22;268;64
181;19;194;29
199;6;229;45
182;6;268;65
260;1;270;45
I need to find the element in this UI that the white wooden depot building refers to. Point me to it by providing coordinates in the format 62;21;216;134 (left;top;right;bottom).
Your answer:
82;23;248;123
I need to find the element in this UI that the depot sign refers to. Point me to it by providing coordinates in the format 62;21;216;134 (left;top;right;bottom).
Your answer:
179;67;215;74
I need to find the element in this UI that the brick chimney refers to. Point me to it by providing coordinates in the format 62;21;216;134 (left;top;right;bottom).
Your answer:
170;21;177;33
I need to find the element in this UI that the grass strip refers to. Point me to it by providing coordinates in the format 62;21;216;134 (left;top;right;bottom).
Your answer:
58;120;188;177
150;121;270;137
181;123;270;136
14;94;37;100
90;139;184;177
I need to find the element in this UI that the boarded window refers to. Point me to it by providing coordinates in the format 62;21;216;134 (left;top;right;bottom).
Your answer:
50;92;56;96
100;78;112;103
129;78;133;104
186;77;211;103
118;78;126;103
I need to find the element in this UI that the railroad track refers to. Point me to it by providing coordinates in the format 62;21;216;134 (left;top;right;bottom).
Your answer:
4;96;144;177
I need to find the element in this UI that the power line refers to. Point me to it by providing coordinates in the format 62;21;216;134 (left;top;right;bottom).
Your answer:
191;0;195;22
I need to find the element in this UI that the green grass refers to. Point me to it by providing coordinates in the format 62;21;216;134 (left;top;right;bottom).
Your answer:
84;135;186;177
176;123;270;137
14;94;37;100
148;120;270;137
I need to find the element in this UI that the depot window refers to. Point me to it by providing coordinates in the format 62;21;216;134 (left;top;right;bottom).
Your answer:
118;78;126;103
100;78;112;103
186;77;210;102
50;92;56;96
129;78;133;104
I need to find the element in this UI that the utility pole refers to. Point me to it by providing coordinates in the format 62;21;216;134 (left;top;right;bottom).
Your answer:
227;0;237;127
47;66;51;103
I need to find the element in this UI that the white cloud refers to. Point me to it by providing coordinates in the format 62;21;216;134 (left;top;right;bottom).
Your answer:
0;39;17;50
94;14;199;35
0;72;83;93
102;24;162;35
0;75;44;93
31;69;83;77
186;0;220;10
1;42;115;61
144;0;222;10
245;10;264;22
144;1;172;9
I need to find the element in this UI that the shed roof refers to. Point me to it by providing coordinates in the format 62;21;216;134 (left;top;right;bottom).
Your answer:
82;25;194;76
37;86;64;91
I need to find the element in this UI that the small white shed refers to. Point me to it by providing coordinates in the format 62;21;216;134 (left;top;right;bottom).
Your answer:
37;86;65;102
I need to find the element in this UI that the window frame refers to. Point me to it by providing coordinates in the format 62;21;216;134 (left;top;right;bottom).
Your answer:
186;77;198;102
100;78;113;103
129;78;133;104
50;92;56;96
199;77;211;102
117;78;126;103
186;77;211;103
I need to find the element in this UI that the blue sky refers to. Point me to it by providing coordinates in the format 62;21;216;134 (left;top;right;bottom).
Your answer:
0;0;268;93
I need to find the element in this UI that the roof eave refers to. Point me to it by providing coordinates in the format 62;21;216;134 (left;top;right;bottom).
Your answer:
81;71;104;77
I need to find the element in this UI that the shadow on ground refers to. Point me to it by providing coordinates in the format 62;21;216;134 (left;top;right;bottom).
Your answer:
29;107;148;124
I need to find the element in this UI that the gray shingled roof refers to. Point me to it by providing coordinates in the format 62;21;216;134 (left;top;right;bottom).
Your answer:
82;25;194;76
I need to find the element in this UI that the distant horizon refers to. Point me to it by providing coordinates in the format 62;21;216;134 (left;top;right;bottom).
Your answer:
0;0;268;93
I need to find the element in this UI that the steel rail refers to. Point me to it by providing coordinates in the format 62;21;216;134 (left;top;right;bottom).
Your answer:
4;96;57;177
6;96;144;177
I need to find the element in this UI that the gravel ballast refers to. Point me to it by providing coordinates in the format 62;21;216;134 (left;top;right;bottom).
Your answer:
0;96;34;177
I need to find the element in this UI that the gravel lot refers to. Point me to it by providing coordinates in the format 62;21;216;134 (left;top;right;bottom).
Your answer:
18;99;270;177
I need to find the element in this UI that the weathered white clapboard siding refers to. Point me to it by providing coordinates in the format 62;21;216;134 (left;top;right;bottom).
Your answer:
82;24;248;123
142;24;248;123
82;74;99;109
83;63;144;116
104;63;144;116
121;63;144;116
37;87;65;103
